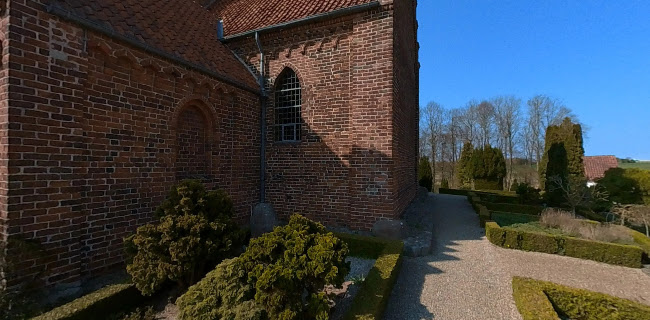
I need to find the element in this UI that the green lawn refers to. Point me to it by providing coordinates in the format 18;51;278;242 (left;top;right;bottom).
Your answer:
619;161;650;170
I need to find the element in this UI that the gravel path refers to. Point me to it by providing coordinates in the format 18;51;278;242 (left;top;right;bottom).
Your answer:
384;193;650;320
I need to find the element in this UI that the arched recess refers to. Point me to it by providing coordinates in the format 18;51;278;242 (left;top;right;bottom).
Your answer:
172;98;216;183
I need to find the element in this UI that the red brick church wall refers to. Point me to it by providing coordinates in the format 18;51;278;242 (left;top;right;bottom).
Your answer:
226;2;418;230
3;0;260;286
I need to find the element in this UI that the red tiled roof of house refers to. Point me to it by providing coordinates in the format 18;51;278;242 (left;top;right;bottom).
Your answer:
584;156;619;181
54;0;258;89
208;0;377;36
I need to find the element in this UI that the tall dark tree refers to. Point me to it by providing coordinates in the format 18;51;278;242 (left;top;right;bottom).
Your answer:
418;156;433;192
456;142;474;189
469;145;507;190
539;117;585;206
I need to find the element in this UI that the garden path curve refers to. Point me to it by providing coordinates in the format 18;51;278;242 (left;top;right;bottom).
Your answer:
384;193;650;320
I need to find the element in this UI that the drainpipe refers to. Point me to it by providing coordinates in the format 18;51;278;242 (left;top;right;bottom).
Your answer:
256;32;267;203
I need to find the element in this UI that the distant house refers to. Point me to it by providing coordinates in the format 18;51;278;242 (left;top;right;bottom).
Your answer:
584;156;619;187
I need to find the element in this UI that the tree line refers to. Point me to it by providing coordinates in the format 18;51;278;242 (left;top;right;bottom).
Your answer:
420;94;581;189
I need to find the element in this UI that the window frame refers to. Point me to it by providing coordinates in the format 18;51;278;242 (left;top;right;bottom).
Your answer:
273;68;302;143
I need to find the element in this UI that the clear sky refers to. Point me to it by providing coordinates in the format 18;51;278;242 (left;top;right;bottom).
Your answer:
417;0;650;160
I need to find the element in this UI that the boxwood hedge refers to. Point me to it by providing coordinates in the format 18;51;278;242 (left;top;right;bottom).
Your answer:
33;284;145;320
485;222;644;268
335;233;404;320
512;277;650;320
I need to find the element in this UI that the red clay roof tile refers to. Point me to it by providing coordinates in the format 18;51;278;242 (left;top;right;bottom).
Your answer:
584;156;619;181
55;0;259;89
208;0;377;36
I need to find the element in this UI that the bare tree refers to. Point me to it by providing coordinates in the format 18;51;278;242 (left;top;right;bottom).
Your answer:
493;96;521;189
422;101;445;187
457;101;479;146
548;175;608;215
526;95;576;168
476;100;495;147
614;204;650;237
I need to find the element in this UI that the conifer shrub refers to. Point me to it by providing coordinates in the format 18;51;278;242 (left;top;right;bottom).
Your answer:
124;180;243;296
177;214;350;320
418;157;433;192
469;145;507;191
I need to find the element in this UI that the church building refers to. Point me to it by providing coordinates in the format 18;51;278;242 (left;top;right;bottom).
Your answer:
0;0;418;287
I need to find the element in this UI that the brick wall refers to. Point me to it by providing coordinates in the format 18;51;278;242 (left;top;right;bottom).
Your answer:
227;2;418;230
4;0;260;286
0;0;9;286
392;0;419;216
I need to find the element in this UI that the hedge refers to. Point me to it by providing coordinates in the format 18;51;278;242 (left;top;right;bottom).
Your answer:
439;188;472;196
33;284;145;320
482;202;544;215
335;233;404;320
478;205;490;228
512;277;650;320
485;222;644;267
490;211;540;227
629;228;650;260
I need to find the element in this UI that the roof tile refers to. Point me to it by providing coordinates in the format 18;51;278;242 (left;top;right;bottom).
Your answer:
584;156;619;181
209;0;377;36
55;0;258;89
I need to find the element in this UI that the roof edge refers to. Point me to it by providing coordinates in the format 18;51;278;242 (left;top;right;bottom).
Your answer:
223;1;382;42
46;3;262;96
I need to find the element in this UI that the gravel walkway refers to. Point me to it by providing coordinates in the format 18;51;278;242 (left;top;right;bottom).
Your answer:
384;193;650;320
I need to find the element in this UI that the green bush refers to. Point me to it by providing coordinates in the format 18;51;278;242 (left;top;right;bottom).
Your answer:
598;168;650;205
478;205;491;228
124;180;243;296
33;284;145;320
439;188;471;196
440;178;450;189
176;258;264;320
491;211;540;227
564;237;642;268
418;157;433;192
483;202;543;216
339;236;403;320
514;182;542;204
511;277;560;320
469;145;507;191
512;277;650;320
178;215;350;320
486;221;643;267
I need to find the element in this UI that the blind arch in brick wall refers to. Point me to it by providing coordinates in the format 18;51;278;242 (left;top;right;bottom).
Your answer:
171;97;217;182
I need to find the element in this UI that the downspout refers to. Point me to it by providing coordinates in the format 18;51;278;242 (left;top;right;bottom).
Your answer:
256;32;267;203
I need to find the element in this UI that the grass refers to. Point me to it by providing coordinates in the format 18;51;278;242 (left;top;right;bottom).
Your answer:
491;211;540;227
619;161;650;170
506;221;569;236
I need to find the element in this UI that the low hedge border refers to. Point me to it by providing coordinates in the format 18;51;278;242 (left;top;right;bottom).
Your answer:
482;202;544;215
512;277;650;320
439;188;472;196
335;233;404;320
33;284;145;320
485;221;644;268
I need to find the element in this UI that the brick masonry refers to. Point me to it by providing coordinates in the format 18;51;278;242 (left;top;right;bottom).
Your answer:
1;0;418;288
225;1;419;230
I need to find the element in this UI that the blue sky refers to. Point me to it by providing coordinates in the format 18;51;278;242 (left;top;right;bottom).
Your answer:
417;0;650;160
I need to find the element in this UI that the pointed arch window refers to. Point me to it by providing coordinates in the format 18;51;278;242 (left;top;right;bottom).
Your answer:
274;68;302;142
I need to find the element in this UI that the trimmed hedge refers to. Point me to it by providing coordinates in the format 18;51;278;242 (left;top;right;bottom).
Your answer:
485;222;644;267
439;188;472;196
629;229;650;260
478;205;490;228
512;277;650;320
482;202;543;215
490;211;540;227
33;284;145;320
336;233;404;320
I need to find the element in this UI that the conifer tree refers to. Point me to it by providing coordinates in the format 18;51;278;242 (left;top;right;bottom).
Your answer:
539;118;585;205
456;142;474;189
418;156;433;192
469;145;507;190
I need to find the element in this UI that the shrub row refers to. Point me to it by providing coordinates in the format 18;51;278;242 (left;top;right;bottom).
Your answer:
512;277;650;320
438;188;472;196
336;233;404;320
490;211;540;227
485;222;644;268
33;284;145;320
482;202;544;215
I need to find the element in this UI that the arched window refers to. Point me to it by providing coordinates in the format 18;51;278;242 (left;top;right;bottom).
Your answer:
274;68;302;142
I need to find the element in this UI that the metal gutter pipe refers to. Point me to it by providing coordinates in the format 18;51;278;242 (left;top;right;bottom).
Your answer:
223;1;381;42
255;32;267;203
